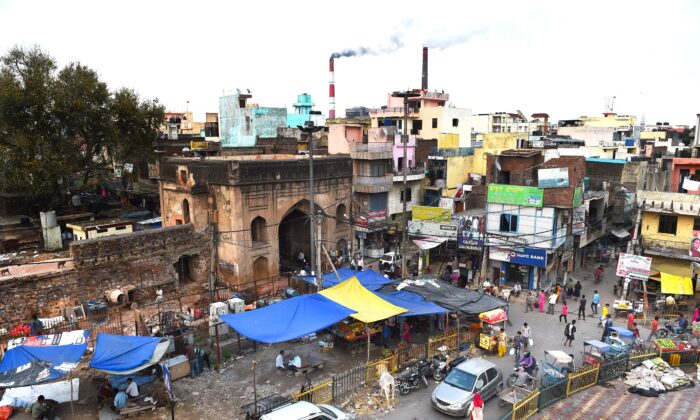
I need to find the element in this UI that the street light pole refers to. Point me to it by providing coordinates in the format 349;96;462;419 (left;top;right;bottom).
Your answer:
299;122;324;289
391;90;421;280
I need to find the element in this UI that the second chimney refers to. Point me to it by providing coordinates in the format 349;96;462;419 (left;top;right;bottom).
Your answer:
421;47;428;91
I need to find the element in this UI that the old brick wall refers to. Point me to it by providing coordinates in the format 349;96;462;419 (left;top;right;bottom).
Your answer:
485;154;542;185
542;156;585;208
0;225;207;328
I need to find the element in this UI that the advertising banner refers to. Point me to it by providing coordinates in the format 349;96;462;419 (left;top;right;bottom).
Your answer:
572;187;583;207
457;215;484;251
489;247;547;268
538;168;570;188
616;253;652;280
408;220;458;239
487;184;543;207
412;205;451;222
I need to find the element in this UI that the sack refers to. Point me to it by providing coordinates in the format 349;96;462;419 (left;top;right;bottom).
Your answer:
528;338;534;347
509;347;515;356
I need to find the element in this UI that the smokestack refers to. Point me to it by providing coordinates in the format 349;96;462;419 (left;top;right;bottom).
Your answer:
421;47;428;91
329;58;336;119
694;113;700;148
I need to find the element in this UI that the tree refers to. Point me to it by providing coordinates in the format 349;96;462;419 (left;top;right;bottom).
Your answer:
0;46;164;212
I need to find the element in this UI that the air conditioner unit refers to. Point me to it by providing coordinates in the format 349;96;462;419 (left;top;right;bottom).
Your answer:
209;302;229;336
227;298;244;314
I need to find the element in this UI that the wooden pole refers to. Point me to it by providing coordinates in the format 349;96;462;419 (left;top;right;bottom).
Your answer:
366;324;371;365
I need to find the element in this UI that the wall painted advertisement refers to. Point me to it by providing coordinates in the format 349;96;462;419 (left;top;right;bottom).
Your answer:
412;205;451;222
538;168;570;188
616;253;652;280
487;184;543;207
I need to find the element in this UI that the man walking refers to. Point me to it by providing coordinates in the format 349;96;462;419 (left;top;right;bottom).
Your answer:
578;295;587;320
648;316;659;341
591;290;600;315
522;323;532;350
564;320;577;347
513;331;524;360
525;291;536;313
594;265;604;283
547;291;557;315
601;315;613;341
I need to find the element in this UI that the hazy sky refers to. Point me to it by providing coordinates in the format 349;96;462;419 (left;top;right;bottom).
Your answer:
2;0;699;125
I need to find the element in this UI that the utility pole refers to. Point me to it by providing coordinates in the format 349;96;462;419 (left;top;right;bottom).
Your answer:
392;90;421;280
208;208;217;302
299;122;323;288
316;214;323;290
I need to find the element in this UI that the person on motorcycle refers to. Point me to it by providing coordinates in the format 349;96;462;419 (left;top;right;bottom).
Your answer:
675;314;689;334
513;367;535;388
518;351;536;375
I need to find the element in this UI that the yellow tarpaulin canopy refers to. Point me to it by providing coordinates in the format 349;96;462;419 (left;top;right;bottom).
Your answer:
659;272;694;295
650;260;692;279
319;276;407;323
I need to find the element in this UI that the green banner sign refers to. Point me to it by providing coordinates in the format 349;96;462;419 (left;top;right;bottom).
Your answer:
487;184;544;207
572;187;583;207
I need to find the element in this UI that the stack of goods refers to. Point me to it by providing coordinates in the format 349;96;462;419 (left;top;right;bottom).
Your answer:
624;358;694;397
653;338;677;352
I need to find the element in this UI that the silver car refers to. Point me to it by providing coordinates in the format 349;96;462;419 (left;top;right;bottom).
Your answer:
431;358;503;417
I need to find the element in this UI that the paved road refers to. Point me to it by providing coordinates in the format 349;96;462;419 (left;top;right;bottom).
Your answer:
375;263;644;420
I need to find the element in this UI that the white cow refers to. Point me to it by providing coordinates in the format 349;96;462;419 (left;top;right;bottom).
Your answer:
377;366;395;410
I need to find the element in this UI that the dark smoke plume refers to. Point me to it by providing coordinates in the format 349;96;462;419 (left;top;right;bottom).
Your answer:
330;23;409;59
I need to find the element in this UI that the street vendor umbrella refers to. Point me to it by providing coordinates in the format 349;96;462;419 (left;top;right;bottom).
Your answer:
319;276;407;323
479;309;508;324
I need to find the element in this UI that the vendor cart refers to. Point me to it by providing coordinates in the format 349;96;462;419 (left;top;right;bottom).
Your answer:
478;309;508;353
582;340;613;366
498;385;532;408
330;319;381;353
541;350;575;386
605;327;631;356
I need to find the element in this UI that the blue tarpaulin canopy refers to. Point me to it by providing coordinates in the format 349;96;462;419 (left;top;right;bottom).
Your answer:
299;268;393;291
89;334;170;375
0;330;89;388
220;293;356;344
374;291;449;317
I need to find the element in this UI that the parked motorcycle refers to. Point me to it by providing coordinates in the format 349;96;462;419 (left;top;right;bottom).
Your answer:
432;354;467;382
506;360;539;387
656;323;692;341
395;365;424;395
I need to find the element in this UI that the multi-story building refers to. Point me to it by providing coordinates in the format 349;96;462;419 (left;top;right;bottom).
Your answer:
287;93;325;129
218;90;287;148
636;190;699;298
473;112;548;135
557;112;637;148
388;133;424;241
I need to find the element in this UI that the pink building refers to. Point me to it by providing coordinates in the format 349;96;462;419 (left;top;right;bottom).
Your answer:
671;158;700;193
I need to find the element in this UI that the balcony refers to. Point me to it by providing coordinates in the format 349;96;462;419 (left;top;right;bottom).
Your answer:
369;107;419;117
428;147;474;159
393;167;426;182
641;237;700;262
350;142;393;160
352;175;393;193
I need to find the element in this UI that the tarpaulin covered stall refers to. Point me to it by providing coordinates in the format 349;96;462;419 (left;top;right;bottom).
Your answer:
319;277;407;323
373;291;448;317
380;277;507;317
298;268;393;291
89;334;170;375
0;330;89;388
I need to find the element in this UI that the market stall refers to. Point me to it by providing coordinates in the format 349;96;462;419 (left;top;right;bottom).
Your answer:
478;309;507;352
330;320;381;353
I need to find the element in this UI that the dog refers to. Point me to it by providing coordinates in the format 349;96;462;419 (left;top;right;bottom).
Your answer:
0;268;9;276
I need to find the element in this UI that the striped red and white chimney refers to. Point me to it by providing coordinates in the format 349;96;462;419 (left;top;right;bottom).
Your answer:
329;57;336;119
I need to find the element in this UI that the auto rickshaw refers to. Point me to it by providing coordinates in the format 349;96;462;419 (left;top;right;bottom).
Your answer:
582;340;613;366
478;309;508;353
541;350;575;386
607;326;635;352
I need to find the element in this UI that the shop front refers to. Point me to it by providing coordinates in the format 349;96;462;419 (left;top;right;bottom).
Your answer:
490;246;547;290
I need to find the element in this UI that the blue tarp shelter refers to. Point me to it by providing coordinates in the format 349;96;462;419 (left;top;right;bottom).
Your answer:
220;293;355;344
374;291;449;317
299;268;392;291
89;334;170;375
0;330;89;388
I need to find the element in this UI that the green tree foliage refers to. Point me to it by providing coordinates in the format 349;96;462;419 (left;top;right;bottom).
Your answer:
0;46;164;210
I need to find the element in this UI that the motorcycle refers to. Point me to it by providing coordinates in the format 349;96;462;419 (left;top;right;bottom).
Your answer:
656;323;692;340
416;358;433;387
506;360;539;387
432;354;467;382
395;364;425;395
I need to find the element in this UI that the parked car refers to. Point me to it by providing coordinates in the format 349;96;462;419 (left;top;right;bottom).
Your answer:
379;252;402;269
260;401;353;420
431;358;503;417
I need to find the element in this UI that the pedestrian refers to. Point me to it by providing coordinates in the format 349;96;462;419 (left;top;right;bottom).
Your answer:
525;291;536;313
388;316;397;338
601;315;613;341
466;391;484;420
626;311;635;330
591;290;600;315
538;290;546;313
547;291;557;315
497;328;508;358
522;323;532;350
185;343;201;377
565;278;574;299
578;295;587;320
554;284;561;302
559;301;568;323
155;288;164;304
513;331;524;360
692;304;700;324
594;265;604;283
357;255;364;271
632;322;640;340
573;281;582;301
564;320;577;346
513;282;522;297
382;321;391;348
599;303;610;325
648;316;659;341
400;319;411;344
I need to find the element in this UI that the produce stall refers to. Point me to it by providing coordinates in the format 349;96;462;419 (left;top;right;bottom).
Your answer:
478;309;507;352
330;319;381;353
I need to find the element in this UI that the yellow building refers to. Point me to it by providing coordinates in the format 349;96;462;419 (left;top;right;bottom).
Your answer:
637;191;699;295
67;219;135;241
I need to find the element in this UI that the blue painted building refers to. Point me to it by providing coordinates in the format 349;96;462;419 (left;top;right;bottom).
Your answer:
219;91;287;148
287;93;325;128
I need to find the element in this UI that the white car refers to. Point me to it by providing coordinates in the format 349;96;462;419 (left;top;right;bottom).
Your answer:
379;252;402;268
261;401;353;420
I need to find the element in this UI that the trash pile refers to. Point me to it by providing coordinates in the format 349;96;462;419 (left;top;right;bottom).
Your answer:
344;387;395;415
624;357;694;397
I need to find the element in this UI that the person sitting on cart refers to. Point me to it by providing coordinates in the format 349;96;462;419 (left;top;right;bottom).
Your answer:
607;332;625;351
513;366;535;388
518;351;536;375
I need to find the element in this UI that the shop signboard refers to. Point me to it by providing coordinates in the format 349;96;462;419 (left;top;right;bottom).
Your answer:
412;205;451;222
457;215;484;251
562;250;574;262
538;168;570;188
489;246;547;268
354;210;387;232
408;220;458;239
487;184;543;207
616;253;652;280
572;187;583;207
190;141;210;150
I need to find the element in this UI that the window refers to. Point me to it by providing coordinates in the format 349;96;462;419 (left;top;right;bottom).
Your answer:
96;228;108;234
398;120;402;129
694;218;700;231
400;187;412;203
413;120;423;131
115;226;127;230
658;215;677;234
432;118;438;129
486;367;499;383
251;216;268;243
452;118;459;127
500;214;518;232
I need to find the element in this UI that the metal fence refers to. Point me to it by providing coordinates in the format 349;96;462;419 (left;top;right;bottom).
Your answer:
597;355;629;384
566;365;599;397
291;379;333;404
511;389;539;420
537;378;567;410
396;343;427;368
659;349;698;366
627;348;660;369
332;365;367;403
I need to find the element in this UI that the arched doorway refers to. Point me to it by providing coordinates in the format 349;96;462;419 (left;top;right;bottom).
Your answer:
336;238;348;262
335;204;347;229
253;256;269;280
183;199;191;224
278;208;310;271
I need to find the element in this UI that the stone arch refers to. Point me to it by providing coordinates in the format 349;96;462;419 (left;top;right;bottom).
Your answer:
250;216;268;244
252;256;269;280
335;203;347;229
